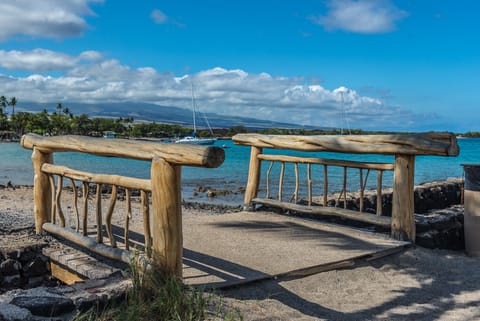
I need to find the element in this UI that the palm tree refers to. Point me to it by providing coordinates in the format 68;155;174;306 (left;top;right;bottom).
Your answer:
9;97;17;117
0;96;6;114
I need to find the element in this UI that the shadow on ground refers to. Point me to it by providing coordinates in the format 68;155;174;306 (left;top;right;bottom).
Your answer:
219;247;480;321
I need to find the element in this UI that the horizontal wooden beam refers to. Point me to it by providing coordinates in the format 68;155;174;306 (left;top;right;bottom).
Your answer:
22;134;225;168
233;132;459;156
257;154;394;170
42;164;152;191
42;223;134;264
252;198;391;227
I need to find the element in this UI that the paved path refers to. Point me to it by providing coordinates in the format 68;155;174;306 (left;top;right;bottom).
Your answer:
182;211;408;288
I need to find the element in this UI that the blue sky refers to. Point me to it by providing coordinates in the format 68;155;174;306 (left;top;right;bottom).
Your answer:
0;0;478;132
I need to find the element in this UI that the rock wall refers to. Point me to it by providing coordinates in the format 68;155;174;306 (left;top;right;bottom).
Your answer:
297;179;466;250
0;244;56;294
328;179;463;216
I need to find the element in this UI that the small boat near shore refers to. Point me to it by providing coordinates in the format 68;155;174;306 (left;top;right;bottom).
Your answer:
175;83;216;145
175;135;216;145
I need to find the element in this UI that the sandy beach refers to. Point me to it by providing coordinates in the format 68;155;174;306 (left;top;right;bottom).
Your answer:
1;186;480;321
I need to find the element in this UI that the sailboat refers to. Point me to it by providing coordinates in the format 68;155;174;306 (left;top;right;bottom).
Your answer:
175;84;217;145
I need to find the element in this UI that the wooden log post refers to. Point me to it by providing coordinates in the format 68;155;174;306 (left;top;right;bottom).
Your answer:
391;154;415;241
151;158;183;277
32;148;53;234
244;146;263;210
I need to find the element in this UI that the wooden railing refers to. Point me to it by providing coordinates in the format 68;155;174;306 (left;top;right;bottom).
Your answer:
22;134;225;277
233;132;459;242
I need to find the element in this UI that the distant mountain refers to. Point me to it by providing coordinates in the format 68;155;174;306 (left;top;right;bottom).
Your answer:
17;101;316;130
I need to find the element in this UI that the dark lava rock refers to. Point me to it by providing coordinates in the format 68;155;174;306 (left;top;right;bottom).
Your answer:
0;259;22;276
10;295;75;317
17;250;37;265
23;256;48;277
415;205;465;250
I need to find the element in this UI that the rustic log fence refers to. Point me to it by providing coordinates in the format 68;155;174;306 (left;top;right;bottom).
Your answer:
233;132;459;242
21;133;225;277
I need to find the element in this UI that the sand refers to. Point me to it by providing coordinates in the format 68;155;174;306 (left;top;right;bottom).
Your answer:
1;186;480;321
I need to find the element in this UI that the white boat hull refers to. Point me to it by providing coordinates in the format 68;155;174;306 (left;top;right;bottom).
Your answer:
175;137;216;145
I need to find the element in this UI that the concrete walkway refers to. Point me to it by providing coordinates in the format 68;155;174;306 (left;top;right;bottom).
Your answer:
42;210;409;289
182;211;409;288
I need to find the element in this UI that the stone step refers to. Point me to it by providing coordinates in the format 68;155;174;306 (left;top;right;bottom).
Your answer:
42;245;122;284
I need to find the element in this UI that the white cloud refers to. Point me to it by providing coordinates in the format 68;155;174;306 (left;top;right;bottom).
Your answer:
315;0;407;34
0;0;102;41
0;49;104;72
0;49;76;71
78;50;104;62
0;49;427;130
151;9;168;24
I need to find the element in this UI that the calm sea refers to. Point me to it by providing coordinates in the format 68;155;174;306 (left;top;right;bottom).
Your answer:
1;138;478;205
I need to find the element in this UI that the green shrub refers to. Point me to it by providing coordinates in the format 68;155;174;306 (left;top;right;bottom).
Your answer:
74;260;242;321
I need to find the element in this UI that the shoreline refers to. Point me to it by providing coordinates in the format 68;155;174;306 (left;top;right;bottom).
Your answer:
0;177;464;209
1;183;479;320
0;178;466;251
0;177;464;212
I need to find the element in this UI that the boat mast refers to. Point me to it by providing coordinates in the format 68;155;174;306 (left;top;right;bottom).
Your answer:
191;82;197;135
340;89;351;135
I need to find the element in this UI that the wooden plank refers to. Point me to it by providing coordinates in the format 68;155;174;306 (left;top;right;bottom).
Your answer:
391;154;416;241
233;132;459;156
22;133;225;168
286;244;409;277
49;261;85;285
258;154;394;170
42;222;133;263
42;164;151;191
285;260;355;277
252;198;391;227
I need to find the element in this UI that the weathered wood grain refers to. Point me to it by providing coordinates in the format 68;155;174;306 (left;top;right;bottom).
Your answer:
32;148;53;234
42;164;151;191
252;198;391;227
22;133;225;168
391;154;416;241
233;132;459;156
151;158;183;277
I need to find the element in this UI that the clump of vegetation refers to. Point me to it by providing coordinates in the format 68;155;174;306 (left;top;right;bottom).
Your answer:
74;260;242;321
462;131;480;138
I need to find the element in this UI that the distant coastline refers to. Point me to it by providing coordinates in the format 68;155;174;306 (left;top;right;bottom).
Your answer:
0;131;19;142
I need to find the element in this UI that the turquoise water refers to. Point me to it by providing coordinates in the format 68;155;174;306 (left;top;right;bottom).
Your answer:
1;138;479;205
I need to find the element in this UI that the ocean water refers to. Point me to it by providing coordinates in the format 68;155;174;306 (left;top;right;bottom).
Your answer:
1;138;479;205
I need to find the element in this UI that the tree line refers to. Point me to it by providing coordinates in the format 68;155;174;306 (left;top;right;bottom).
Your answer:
0;98;204;138
2;96;476;139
